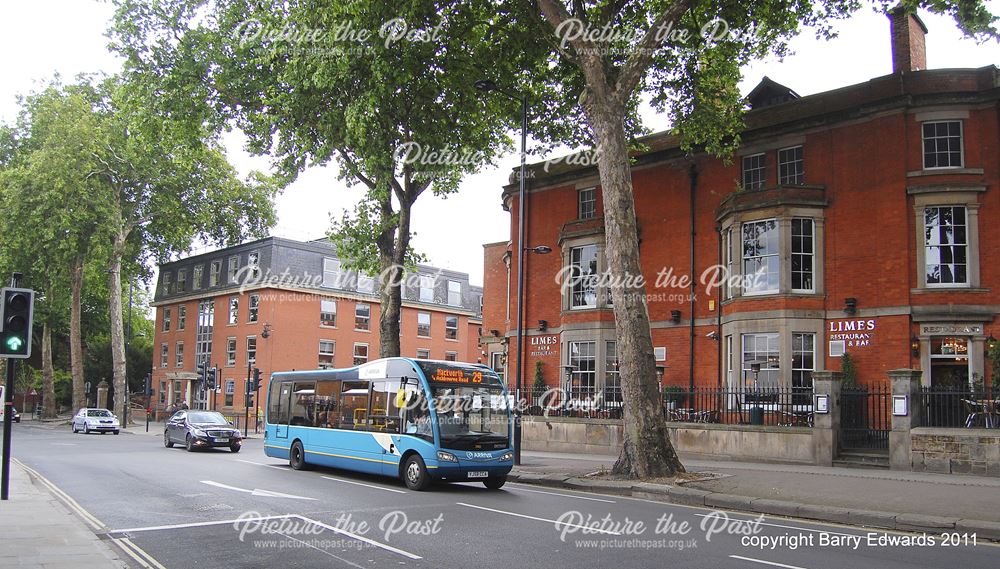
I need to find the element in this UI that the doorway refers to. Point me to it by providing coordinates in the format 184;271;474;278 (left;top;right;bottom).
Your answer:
929;337;970;389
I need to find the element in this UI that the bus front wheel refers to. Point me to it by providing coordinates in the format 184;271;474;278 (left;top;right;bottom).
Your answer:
484;476;506;490
289;441;309;470
402;455;430;491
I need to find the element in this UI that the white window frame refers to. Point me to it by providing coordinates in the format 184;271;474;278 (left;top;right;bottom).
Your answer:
160;343;168;368
192;265;203;290
176;269;187;293
248;251;260;279
246;336;257;365
569;244;598;309
419;275;434;303
578;187;596;219
228;297;239;325
228;255;240;284
922;120;964;170
226;337;237;366
248;294;260;323
177;305;186;331
320;298;337;328
353;343;369;366
791;218;815;293
162;308;171;332
417;312;431;337
923;205;969;287
355;302;370;331
416;349;430;360
741;219;780;296
209;260;221;287
791;332;815;396
777;145;804;185
742;153;766;191
445;351;458;362
323;258;343;288
447;280;462;306
175;342;184;368
319;340;335;369
741;333;779;389
444;315;458;340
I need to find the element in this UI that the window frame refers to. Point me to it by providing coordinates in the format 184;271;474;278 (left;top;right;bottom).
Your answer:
226;337;237;367
228;255;240;284
923;205;969;288
353;343;369;366
419;275;435;303
578;187;597;220
175;341;184;368
248;293;260;323
318;340;335;369
569;244;599;309
162;308;171;332
176;269;187;293
444;315;458;340
447;280;462;306
741;219;780;296
742;153;767;191
177;305;186;331
417;312;431;338
228;297;239;325
209;260;221;287
160;343;168;368
246;336;257;365
416;348;430;360
355;302;371;331
791;218;815;293
741;332;780;389
320;298;337;328
777;145;804;186
921;120;964;170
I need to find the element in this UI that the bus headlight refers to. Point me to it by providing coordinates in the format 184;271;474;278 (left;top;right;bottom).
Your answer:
500;452;513;462
437;451;458;463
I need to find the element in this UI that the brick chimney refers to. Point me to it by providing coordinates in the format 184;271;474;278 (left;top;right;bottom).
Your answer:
888;6;928;72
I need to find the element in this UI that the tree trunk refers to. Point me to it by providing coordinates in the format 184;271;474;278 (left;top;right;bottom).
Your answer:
108;230;128;424
375;192;413;359
41;321;56;418
69;255;86;411
585;104;684;478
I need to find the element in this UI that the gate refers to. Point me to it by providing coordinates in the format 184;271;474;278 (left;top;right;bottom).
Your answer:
839;385;891;452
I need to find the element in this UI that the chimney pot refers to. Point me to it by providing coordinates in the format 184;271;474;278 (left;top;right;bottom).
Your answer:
888;6;928;73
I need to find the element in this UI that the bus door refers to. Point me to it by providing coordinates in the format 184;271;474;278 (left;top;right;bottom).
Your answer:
273;382;292;440
371;379;405;476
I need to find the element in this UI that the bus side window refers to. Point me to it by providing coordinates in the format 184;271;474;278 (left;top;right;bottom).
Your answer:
273;383;292;426
340;381;370;430
313;380;340;428
403;389;432;441
267;380;283;425
289;382;316;426
369;381;399;433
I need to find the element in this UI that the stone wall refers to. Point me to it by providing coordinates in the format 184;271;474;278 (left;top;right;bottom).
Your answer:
522;416;815;464
910;427;1000;476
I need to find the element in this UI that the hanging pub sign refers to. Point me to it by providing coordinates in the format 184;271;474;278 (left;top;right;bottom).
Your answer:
528;334;560;358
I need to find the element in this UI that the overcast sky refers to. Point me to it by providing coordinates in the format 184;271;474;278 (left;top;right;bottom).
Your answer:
1;1;997;286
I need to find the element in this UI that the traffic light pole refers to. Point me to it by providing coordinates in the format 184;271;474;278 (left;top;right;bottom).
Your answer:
1;272;23;501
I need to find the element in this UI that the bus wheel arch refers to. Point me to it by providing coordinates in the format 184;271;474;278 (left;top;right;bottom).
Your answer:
289;439;309;470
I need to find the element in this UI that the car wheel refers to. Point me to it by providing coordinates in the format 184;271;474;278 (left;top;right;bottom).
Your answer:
289;441;308;470
72;423;78;434
402;454;431;491
83;424;90;435
185;434;195;452
164;432;174;448
230;444;241;453
483;475;507;490
113;430;120;435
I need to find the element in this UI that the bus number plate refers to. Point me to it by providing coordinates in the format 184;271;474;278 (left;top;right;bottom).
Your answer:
468;471;488;478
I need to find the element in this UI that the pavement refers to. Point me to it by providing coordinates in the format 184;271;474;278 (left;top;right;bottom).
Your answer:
0;458;126;568
510;450;1000;539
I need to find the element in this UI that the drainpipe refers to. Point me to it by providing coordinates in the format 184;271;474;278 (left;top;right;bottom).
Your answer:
688;163;698;393
716;224;723;389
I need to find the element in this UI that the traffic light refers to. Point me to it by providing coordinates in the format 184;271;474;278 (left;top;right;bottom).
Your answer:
206;367;217;390
251;367;261;391
196;362;207;383
144;373;153;396
0;288;34;359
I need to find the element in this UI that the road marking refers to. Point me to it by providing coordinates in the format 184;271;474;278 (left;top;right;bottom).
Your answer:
14;458;104;531
729;555;809;569
507;484;616;503
321;475;407;494
456;502;622;535
297;515;422;560
111;514;294;534
693;512;861;539
278;532;367;569
236;459;287;470
201;480;317;500
112;537;169;569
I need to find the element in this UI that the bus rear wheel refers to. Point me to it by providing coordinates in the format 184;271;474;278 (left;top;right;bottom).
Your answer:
483;476;506;490
402;455;430;491
289;441;308;470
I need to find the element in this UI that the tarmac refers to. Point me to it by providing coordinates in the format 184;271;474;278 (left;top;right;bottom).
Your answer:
2;417;999;569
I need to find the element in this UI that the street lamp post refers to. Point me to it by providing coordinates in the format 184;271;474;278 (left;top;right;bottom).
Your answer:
123;282;133;429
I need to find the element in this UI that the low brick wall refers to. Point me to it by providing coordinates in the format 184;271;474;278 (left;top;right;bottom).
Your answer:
910;427;1000;476
521;416;815;464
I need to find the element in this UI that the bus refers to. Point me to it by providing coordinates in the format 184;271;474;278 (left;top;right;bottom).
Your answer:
263;358;514;490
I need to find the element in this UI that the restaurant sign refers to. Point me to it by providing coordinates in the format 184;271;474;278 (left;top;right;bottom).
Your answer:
528;334;560;358
828;319;876;349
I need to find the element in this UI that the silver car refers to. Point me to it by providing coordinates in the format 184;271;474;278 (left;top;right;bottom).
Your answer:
72;408;120;435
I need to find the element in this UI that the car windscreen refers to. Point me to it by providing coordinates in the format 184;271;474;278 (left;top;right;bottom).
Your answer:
187;412;228;425
86;410;112;417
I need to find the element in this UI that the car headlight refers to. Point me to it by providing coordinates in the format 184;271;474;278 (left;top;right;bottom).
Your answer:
436;451;458;463
500;452;513;462
192;429;207;437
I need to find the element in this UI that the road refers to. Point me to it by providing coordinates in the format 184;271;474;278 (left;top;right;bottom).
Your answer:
7;421;997;569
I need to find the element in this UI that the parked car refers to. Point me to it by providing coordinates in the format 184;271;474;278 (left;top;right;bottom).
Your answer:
164;410;242;453
72;408;120;434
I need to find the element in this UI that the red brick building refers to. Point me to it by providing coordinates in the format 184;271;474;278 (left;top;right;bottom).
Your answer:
150;237;482;418
483;12;999;401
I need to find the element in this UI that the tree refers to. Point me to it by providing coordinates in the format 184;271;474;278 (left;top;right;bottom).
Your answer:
0;81;112;415
90;76;280;423
523;0;996;478
109;0;545;357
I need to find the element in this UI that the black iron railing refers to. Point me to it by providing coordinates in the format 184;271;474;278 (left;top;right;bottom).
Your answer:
919;388;999;429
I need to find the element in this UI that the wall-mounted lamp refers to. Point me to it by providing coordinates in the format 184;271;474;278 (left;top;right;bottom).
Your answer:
670;310;681;323
490;329;500;337
844;297;857;315
986;334;997;356
655;365;666;382
261;323;272;339
911;336;921;358
537;319;548;332
526;245;552;254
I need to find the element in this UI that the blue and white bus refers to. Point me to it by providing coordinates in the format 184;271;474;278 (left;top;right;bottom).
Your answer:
264;357;514;490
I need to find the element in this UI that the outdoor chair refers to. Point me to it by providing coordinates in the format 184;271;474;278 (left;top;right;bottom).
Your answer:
962;399;989;428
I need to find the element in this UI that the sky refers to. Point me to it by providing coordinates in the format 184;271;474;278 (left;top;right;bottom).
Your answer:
1;1;998;287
